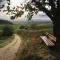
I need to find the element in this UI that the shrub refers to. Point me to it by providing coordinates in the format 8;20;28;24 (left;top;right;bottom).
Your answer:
20;25;25;29
2;25;14;36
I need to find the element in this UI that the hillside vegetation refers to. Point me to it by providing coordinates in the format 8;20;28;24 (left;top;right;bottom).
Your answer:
15;23;57;60
0;25;15;47
16;30;56;60
19;23;53;34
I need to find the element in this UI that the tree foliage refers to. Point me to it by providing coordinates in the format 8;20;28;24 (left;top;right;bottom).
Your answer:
0;0;59;21
0;0;60;37
2;25;14;36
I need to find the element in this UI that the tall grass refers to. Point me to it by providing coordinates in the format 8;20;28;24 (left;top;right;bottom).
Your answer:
16;30;56;60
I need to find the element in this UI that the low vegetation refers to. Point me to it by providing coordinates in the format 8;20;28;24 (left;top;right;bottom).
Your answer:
15;23;56;60
19;23;53;34
2;25;14;36
16;30;56;60
0;36;14;48
0;23;56;60
0;25;15;47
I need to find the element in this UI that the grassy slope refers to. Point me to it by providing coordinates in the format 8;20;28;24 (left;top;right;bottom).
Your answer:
19;23;53;34
30;23;53;34
16;30;56;60
0;23;52;44
15;23;56;60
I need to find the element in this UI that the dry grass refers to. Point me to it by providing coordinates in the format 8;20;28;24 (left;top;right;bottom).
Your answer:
16;30;56;60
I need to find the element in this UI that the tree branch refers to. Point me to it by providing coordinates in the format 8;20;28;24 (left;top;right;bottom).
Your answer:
49;0;56;16
32;0;54;21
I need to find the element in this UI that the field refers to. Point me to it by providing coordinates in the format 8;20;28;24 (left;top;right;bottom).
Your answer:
0;23;60;60
15;23;57;60
19;22;53;34
30;23;53;33
0;23;53;45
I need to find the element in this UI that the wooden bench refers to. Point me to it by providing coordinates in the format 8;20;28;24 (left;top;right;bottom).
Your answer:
40;36;55;46
45;32;56;42
40;32;56;46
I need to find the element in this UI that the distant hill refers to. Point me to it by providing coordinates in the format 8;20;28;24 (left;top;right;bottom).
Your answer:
30;20;52;24
0;19;52;25
0;19;13;24
12;19;52;25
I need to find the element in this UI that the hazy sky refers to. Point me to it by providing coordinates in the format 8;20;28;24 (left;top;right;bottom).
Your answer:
0;11;51;21
10;0;25;7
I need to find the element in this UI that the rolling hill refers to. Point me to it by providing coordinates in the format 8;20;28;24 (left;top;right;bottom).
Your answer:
0;19;13;24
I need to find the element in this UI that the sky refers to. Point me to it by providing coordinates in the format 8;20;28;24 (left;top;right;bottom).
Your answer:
10;0;25;7
0;0;51;22
0;11;51;21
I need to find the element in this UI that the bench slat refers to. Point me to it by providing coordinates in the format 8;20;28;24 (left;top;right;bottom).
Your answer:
40;36;55;46
45;32;56;42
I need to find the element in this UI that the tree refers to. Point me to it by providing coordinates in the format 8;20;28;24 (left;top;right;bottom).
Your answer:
28;0;60;49
20;25;25;29
0;0;60;49
2;25;14;36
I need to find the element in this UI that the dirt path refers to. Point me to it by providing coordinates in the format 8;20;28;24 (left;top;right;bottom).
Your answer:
0;34;21;60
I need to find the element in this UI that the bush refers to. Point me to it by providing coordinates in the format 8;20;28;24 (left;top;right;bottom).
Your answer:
2;25;14;36
20;25;25;29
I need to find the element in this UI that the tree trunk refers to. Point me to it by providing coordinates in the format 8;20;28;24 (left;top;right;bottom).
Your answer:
52;16;60;50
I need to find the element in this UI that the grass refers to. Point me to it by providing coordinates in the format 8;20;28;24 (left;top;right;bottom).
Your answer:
0;23;57;60
30;23;53;30
16;23;60;60
0;35;14;48
0;25;17;47
15;23;58;60
16;29;56;60
19;23;53;34
0;40;7;44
